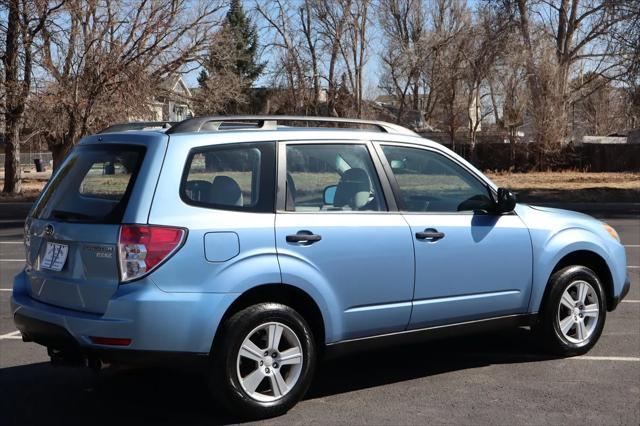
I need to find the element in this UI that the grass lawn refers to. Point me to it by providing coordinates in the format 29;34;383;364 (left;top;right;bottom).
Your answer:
486;171;640;203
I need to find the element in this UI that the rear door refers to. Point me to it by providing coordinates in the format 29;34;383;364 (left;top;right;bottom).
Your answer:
275;141;415;341
25;143;153;314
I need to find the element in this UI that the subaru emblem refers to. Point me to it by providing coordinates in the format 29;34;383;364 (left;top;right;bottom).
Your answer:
44;224;55;237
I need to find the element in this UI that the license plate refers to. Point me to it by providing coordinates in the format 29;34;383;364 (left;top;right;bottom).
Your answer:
41;242;69;272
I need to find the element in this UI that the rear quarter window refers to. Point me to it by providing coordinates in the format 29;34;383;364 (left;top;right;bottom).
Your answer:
181;142;276;213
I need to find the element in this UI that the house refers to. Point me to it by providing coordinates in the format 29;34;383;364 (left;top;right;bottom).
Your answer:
374;94;398;107
374;92;481;132
149;76;193;122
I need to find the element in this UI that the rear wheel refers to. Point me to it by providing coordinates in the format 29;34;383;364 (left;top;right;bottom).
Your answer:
539;265;606;356
209;303;316;419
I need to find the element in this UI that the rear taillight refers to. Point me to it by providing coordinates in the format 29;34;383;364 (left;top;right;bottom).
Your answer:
118;225;185;282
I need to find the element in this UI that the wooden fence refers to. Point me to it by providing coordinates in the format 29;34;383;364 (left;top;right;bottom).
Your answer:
418;133;640;172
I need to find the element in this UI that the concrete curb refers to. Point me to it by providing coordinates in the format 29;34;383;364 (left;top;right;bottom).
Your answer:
533;203;640;217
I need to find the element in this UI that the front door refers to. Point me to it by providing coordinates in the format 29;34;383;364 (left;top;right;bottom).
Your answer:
377;143;533;329
275;142;415;342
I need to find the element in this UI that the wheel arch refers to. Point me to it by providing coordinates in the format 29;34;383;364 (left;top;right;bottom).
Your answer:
211;284;327;354
541;250;614;312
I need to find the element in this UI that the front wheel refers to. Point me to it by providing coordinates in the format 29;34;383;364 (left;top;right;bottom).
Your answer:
209;303;316;419
539;265;607;356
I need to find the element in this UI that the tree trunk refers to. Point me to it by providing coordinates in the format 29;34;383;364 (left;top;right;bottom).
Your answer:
516;0;545;142
448;85;457;151
412;82;420;110
449;112;456;152
49;109;79;170
467;85;479;163
509;127;516;170
2;0;22;194
325;1;350;117
50;144;69;170
3;124;22;194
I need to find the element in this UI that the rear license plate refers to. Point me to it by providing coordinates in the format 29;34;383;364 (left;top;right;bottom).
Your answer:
41;242;69;272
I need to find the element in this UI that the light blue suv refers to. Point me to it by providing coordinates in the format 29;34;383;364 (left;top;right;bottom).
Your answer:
12;116;630;418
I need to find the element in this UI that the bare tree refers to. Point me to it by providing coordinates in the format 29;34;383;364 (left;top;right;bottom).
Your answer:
610;1;640;129
300;0;321;113
193;26;247;115
378;0;428;124
495;0;637;167
461;5;512;157
36;0;223;168
313;0;352;116
571;73;630;137
486;31;528;165
257;0;372;118
2;0;21;194
5;0;634;180
255;0;311;114
431;0;472;150
2;0;63;194
339;0;371;117
498;70;527;139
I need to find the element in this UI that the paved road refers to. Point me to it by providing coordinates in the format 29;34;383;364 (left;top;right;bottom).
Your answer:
0;206;638;425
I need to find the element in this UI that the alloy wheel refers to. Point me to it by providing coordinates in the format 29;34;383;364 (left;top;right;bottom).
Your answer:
236;322;304;402
556;280;600;344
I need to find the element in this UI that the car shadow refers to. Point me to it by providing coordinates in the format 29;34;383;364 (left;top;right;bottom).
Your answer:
0;329;558;426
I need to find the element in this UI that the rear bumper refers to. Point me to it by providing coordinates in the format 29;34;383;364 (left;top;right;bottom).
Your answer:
11;271;238;355
14;313;207;365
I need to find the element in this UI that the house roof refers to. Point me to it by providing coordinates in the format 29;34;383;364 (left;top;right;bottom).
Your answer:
158;75;192;98
374;95;397;103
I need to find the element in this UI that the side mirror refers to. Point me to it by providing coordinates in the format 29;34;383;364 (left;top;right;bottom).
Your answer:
496;187;517;213
323;185;337;205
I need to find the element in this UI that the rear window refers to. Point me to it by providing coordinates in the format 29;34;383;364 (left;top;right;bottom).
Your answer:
32;145;145;223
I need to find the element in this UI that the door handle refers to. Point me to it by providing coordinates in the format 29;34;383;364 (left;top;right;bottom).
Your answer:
416;228;445;241
286;231;322;244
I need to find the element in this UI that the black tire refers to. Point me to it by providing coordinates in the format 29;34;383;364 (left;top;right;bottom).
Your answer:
539;265;607;356
209;303;316;419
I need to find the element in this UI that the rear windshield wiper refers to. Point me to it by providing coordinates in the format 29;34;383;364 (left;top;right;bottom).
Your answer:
51;209;98;222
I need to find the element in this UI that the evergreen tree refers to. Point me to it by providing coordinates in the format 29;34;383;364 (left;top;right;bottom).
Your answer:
226;0;264;83
197;69;208;88
198;0;265;114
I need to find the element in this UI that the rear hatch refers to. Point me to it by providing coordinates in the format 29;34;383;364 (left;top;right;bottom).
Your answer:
25;143;149;314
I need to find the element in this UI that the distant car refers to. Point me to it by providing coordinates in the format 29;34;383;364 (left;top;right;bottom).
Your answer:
99;121;175;133
12;116;629;418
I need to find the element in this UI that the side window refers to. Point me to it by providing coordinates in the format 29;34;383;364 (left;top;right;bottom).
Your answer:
182;142;276;212
381;145;493;213
286;144;386;212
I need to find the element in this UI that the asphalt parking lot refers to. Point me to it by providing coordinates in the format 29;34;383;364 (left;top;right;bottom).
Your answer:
0;204;638;425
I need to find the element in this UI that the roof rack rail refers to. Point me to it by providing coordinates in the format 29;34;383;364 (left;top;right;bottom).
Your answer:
165;115;417;136
99;121;176;134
